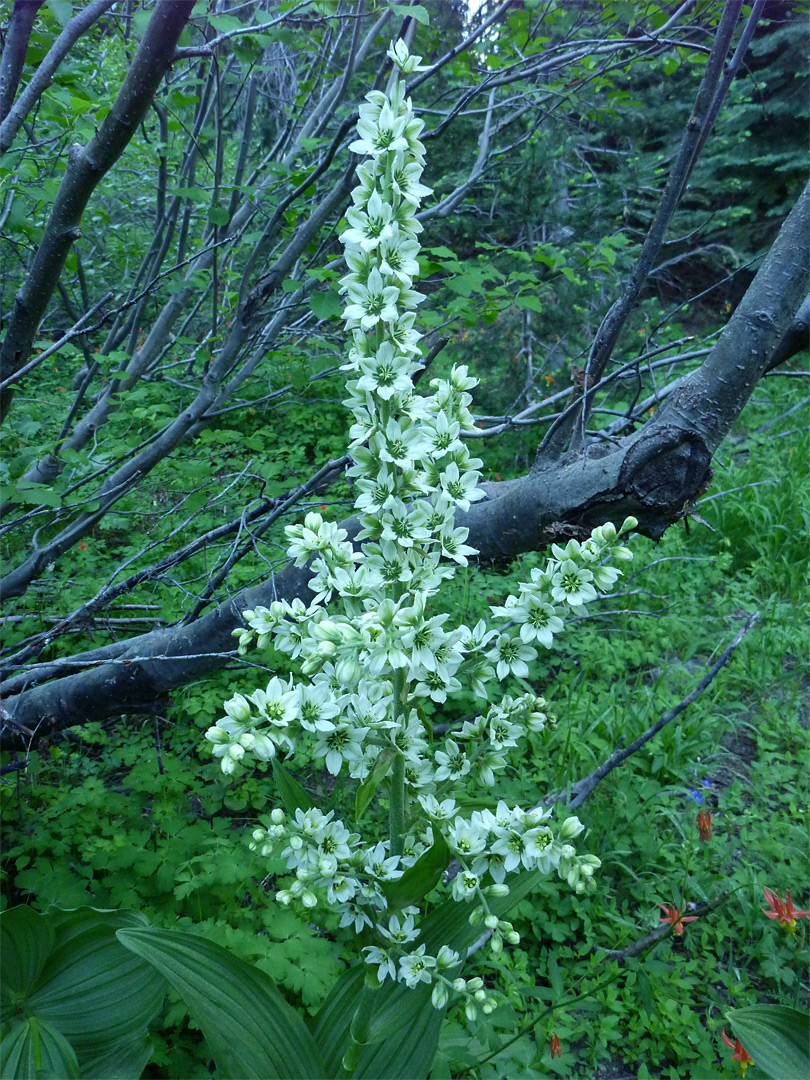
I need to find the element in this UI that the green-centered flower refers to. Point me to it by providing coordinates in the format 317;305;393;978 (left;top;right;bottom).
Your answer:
551;559;598;607
488;633;537;680
343;266;401;329
340;189;394;252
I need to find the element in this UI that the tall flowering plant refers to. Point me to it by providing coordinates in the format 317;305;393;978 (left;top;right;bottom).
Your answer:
205;39;637;1050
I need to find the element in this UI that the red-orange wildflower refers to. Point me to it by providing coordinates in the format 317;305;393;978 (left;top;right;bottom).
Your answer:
721;1028;754;1076
659;904;697;935
549;1033;561;1059
762;888;810;934
697;808;712;842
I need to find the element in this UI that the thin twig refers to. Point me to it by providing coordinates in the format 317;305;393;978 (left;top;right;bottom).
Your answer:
547;611;760;809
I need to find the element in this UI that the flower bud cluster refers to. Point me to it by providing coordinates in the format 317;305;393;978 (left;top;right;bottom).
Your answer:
487;517;638;674
250;806;432;931
362;939;498;1017
204;40;636;1014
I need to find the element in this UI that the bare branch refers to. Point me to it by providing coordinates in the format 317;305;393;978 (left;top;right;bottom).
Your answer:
0;0;195;419
546;612;760;809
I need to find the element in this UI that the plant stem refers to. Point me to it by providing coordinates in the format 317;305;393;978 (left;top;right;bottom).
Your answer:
389;667;406;856
340;977;381;1076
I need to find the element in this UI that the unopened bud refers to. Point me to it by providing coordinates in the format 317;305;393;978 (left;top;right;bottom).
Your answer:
560;815;584;841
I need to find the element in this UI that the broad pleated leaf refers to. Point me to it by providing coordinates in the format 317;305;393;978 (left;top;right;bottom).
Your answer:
311;868;546;1078
355;988;444;1079
727;1004;810;1080
311;967;444;1080
311;964;367;1077
0;905;54;1005
0;1016;80;1080
31;908;164;1047
117;925;324;1080
0;906;163;1080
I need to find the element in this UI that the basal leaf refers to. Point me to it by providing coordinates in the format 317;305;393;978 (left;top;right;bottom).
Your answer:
0;906;54;1005
0;1017;80;1080
117;926;324;1080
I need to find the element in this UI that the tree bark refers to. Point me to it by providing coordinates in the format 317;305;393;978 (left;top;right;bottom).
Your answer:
0;0;45;125
0;0;115;151
0;0;194;421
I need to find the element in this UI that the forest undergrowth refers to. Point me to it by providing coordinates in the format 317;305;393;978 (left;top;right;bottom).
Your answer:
2;370;807;1080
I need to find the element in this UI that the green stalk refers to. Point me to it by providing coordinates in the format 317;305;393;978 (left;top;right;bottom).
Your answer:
389;667;406;856
341;976;382;1076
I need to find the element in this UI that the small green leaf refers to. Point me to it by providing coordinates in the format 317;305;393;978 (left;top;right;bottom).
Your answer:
637;970;653;1019
547;949;564;999
391;2;430;25
271;759;316;814
355;748;396;821
311;290;342;321
207;206;229;226
515;295;544;313
45;0;73;28
15;482;61;508
727;1004;810;1080
382;832;450;911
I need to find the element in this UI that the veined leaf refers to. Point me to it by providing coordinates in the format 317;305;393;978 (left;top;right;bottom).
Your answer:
0;1017;80;1080
272;758;316;813
0;906;163;1080
117;925;324;1080
391;3;430;25
727;1004;810;1080
382;831;450;911
355;747;396;820
310;965;443;1080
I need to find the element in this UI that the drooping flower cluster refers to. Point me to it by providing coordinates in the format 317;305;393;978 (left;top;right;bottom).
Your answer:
205;39;638;1013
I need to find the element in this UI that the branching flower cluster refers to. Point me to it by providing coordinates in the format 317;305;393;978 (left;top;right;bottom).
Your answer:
205;40;638;1015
